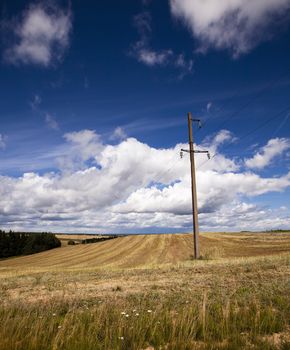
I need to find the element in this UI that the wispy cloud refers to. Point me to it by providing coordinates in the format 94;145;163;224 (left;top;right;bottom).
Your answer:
245;138;290;169
206;102;212;113
29;94;60;131
136;47;173;67
45;113;59;130
142;0;152;6
4;2;72;67
110;127;127;141
30;94;42;110
84;77;89;89
170;0;290;57
202;129;238;154
130;11;193;77
0;134;7;150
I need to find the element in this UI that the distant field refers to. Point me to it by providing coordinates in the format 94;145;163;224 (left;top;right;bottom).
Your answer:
56;234;114;240
0;232;289;349
56;234;101;240
55;234;116;245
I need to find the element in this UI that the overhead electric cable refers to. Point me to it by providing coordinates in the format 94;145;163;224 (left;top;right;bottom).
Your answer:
196;104;290;170
198;69;290;135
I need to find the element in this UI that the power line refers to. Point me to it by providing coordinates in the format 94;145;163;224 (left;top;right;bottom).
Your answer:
233;105;290;144
198;69;290;135
270;112;290;139
196;104;290;170
153;153;181;185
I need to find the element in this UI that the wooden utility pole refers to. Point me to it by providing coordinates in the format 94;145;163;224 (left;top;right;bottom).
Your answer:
181;113;210;259
188;112;200;259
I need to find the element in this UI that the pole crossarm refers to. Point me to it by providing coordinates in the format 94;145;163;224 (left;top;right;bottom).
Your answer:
180;149;210;160
181;149;209;155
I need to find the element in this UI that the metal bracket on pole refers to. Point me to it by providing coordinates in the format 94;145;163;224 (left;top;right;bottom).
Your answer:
191;118;202;128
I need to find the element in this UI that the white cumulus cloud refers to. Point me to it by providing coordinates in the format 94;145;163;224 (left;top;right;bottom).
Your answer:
170;0;290;57
57;130;104;171
0;130;289;233
4;2;72;67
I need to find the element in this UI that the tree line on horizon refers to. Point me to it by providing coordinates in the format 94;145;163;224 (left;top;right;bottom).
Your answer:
0;230;61;259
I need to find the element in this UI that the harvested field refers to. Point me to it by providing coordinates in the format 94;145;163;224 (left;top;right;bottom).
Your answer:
0;232;289;271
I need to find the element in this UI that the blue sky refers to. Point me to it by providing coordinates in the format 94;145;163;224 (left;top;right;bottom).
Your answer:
0;0;290;233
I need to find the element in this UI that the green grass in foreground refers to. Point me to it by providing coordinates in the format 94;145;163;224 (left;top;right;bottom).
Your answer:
0;256;290;349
